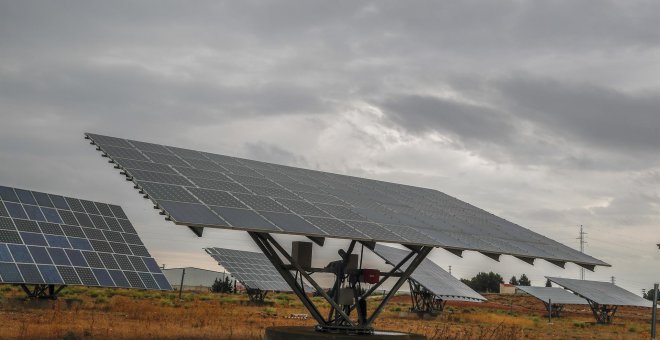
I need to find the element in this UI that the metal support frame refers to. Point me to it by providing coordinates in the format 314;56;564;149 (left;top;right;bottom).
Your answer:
248;231;432;334
587;300;618;324
542;301;565;317
246;287;268;304
20;284;66;300
408;279;445;316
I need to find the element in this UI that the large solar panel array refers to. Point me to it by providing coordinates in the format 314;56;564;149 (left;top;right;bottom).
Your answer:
373;244;485;302
517;286;588;305
0;186;171;290
205;247;295;291
85;133;608;268
547;277;652;307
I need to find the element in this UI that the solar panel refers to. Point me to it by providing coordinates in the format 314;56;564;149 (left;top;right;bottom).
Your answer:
547;277;652;307
517;286;588;305
0;186;171;290
372;244;485;302
205;247;301;292
85;133;608;268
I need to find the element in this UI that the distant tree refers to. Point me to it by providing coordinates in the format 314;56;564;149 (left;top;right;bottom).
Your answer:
462;272;504;293
509;276;518;285
211;276;234;293
644;287;660;301
545;278;552;287
518;274;531;286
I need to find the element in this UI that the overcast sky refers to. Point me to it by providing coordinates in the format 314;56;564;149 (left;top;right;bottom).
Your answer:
1;1;659;294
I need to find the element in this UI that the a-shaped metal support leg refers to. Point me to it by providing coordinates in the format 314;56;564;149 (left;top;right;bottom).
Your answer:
409;280;445;316
542;302;565;317
20;284;66;299
587;300;618;324
248;232;432;335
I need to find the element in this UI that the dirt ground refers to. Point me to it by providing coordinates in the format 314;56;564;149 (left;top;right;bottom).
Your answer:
0;286;655;339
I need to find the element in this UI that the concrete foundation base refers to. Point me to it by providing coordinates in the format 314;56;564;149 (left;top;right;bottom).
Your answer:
265;326;426;340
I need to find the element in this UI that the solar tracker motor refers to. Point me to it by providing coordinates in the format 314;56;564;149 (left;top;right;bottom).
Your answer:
359;269;380;284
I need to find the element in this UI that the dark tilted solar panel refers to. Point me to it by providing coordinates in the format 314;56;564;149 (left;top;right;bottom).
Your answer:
373;245;485;302
205;247;308;292
517;286;588;305
547;277;652;307
0;186;171;290
85;133;608;268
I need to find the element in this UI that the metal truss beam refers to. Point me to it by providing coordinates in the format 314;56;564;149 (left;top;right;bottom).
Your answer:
409;280;445;316
20;284;66;300
248;232;433;334
587;300;618;324
542;302;565;317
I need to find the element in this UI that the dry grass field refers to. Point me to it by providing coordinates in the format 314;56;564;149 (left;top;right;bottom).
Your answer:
0;285;655;339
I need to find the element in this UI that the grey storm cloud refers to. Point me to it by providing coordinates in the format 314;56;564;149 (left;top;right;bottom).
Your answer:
379;94;515;146
1;0;659;293
498;77;660;153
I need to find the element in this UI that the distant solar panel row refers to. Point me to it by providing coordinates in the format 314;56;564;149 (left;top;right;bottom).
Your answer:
0;186;171;290
547;277;652;308
86;133;608;267
205;247;293;292
516;286;588;305
373;245;485;302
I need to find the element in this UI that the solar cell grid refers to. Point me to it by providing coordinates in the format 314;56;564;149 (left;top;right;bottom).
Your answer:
175;167;230;181
128;169;193;186
187;188;246;208
182;158;228;173
517;286;588;305
129;140;171;154
205;247;309;292
245;185;300;200
274;198;331;217
233;193;289;213
374;245;485;302
137;182;197;203
115;157;177;174
101;145;149;161
86;133;608;268
143;151;191;167
0;186;170;290
189;177;250;193
227;174;278;188
547;277;652;307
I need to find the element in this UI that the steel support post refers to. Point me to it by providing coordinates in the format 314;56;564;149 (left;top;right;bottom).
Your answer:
588;300;618;324
20;284;66;299
248;231;433;334
652;283;658;340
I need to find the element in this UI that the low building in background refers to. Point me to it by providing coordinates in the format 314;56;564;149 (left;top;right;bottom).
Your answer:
499;283;517;294
163;267;230;291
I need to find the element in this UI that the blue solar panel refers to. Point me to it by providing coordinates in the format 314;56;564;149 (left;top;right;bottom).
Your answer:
38;264;64;284
0;262;22;281
8;244;33;263
65;249;88;267
28;246;52;264
0;186;171;290
4;202;28;219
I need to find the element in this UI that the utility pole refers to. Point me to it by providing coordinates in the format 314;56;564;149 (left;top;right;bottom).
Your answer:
652;283;658;340
577;225;587;280
610;276;615;285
